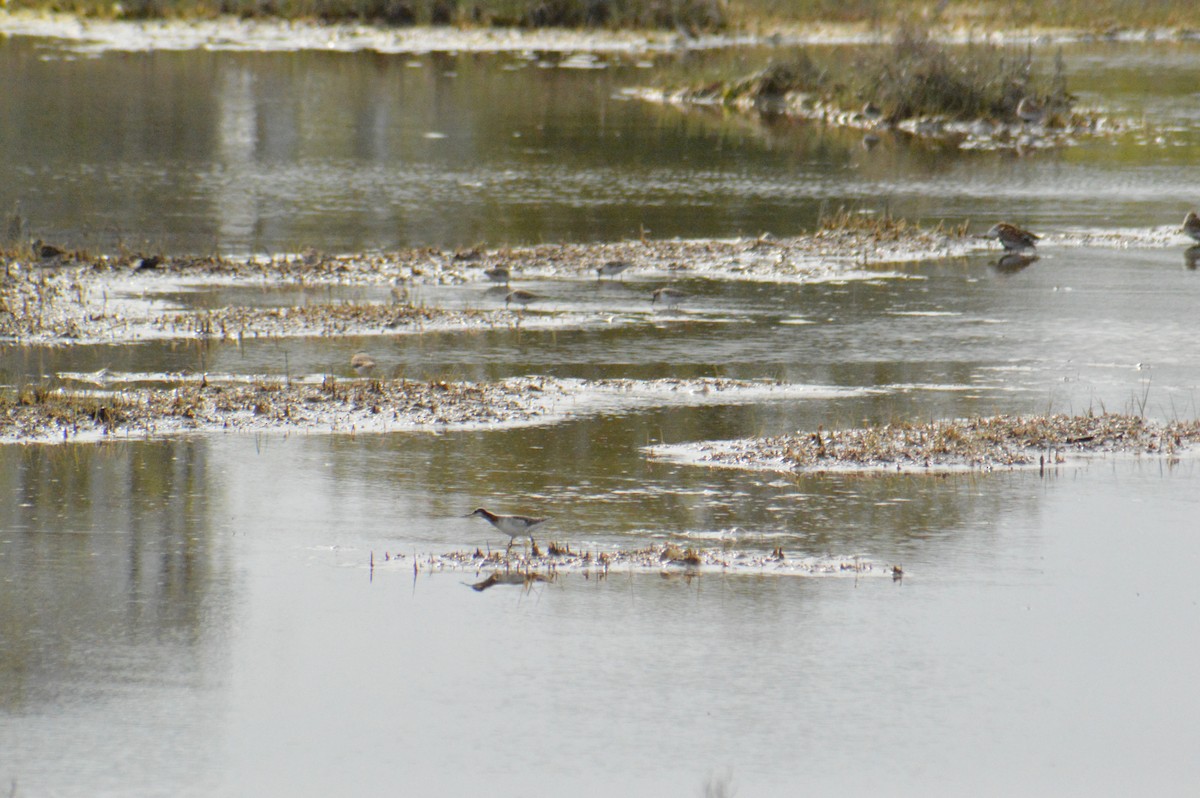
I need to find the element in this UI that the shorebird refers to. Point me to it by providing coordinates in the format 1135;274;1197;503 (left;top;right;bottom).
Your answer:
483;266;510;285
466;508;547;552
31;239;65;260
981;222;1040;253
1016;96;1045;125
505;289;538;309
596;260;631;280
1181;211;1200;243
350;352;376;376
861;102;883;124
651;286;685;310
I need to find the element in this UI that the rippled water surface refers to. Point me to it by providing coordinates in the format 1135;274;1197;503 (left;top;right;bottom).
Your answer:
3;32;1200;797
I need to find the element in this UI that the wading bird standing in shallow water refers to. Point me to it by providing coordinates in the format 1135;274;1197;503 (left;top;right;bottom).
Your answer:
596;260;631;280
484;266;510;285
466;508;547;553
981;222;1040;253
1181;211;1200;243
651;286;685;310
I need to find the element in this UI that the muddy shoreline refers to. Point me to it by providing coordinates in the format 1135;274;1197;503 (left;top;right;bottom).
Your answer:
630;85;1124;152
3;10;1199;56
6;223;1195;347
0;375;845;444
373;543;903;586
0;230;971;345
6;230;1199;445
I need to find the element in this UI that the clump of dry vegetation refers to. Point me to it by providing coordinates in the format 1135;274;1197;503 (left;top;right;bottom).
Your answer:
0;243;512;342
864;26;1072;125
678;24;1075;128
390;541;895;583
816;206;968;242
675;413;1200;472
0;375;559;442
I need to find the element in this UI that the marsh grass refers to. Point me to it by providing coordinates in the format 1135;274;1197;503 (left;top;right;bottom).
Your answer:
708;413;1200;472
6;384;132;432
817;205;969;242
862;26;1069;123
0;373;555;441
691;25;1074;125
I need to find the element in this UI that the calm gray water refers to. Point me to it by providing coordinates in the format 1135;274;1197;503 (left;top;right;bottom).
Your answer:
2;38;1200;253
3;33;1200;797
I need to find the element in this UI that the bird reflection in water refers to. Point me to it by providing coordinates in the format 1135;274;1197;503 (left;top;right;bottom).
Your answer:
1185;246;1200;271
990;252;1039;275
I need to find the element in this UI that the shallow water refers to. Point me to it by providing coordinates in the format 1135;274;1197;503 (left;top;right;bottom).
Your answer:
4;433;1200;796
3;39;1200;253
6;247;1197;420
3;32;1200;796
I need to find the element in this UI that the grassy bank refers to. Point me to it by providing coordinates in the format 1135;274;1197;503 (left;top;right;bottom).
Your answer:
661;26;1084;141
5;0;1197;30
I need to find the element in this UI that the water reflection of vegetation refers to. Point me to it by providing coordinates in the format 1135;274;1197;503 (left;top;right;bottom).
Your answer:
0;441;223;710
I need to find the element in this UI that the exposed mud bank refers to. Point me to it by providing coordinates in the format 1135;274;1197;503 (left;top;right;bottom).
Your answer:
0;231;970;344
373;542;903;585
0;375;850;444
3;11;1198;56
646;413;1200;473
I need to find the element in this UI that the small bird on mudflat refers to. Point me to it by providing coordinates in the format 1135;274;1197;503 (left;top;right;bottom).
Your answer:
596;260;631;280
483;266;510;285
651;286;685;309
466;508;547;552
31;239;65;260
982;223;1040;252
1181;211;1200;243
